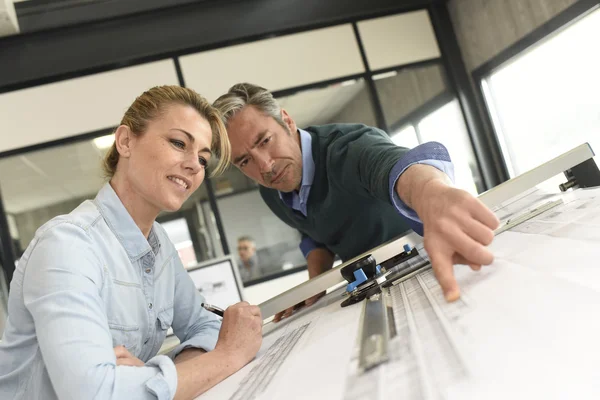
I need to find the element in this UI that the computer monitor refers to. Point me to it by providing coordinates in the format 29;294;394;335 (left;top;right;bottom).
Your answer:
186;256;244;309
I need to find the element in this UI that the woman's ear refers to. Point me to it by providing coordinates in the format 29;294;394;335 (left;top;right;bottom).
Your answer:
114;125;133;158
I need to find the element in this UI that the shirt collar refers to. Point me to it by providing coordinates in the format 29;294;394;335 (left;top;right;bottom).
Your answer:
299;128;315;188
94;182;161;261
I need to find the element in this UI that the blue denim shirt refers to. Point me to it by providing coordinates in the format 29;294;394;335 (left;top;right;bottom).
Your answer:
0;183;221;400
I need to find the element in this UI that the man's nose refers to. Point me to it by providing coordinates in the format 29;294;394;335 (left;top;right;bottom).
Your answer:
255;152;273;173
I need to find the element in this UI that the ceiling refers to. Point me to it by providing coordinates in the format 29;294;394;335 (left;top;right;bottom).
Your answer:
0;79;365;215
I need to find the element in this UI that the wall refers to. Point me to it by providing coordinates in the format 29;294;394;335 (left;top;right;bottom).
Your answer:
447;0;578;72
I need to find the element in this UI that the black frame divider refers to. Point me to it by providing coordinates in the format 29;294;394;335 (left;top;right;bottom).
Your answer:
351;22;388;131
0;186;16;286
428;2;509;189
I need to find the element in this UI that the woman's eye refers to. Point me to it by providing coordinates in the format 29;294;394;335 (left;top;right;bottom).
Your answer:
171;140;185;149
198;157;208;168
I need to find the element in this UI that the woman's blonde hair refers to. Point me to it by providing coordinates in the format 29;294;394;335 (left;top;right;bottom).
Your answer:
102;85;231;178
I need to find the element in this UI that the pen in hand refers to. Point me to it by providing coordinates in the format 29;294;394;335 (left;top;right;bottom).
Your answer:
201;302;225;317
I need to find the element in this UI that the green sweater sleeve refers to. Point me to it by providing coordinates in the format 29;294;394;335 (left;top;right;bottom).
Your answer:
325;124;409;203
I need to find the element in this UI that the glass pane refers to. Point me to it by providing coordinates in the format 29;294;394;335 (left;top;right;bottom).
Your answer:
181;24;365;102
417;99;480;194
374;63;448;131
0;137;223;267
161;218;198;268
391;125;420;148
0;139;108;255
277;78;377;127
357;11;440;71
482;8;600;177
211;169;306;286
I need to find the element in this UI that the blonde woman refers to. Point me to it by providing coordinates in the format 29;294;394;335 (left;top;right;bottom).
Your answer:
0;86;262;400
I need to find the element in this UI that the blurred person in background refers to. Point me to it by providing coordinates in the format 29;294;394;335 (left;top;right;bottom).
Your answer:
237;235;263;282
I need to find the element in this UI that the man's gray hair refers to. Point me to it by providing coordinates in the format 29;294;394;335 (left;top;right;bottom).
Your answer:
213;83;285;128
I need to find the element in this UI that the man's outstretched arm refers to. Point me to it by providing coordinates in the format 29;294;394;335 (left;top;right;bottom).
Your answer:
396;163;499;301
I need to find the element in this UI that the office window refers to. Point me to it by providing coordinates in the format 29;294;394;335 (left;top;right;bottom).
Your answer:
180;24;364;102
208;168;306;286
391;125;420;149
160;218;198;267
358;10;440;71
0;139;108;253
417;100;479;194
0;136;220;266
389;99;481;195
481;7;600;177
277;78;377;128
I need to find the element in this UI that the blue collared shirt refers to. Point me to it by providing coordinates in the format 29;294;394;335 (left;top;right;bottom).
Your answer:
0;183;221;400
279;129;315;217
280;129;454;258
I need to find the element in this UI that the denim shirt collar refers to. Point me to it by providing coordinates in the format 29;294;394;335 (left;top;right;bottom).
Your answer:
94;182;161;261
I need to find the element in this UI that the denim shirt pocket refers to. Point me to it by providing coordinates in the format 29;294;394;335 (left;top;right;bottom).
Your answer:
109;322;141;357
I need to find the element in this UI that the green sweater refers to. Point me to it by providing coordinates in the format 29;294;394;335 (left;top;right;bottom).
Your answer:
259;123;413;262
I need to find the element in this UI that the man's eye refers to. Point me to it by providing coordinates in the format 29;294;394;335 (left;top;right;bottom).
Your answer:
239;159;248;168
261;137;271;146
171;140;185;149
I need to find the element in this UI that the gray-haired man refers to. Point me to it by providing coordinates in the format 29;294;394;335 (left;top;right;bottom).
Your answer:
214;83;499;321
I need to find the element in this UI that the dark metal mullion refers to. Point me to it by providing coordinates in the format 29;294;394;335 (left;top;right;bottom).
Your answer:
427;3;509;190
271;72;368;99
173;57;230;255
369;57;442;77
351;22;388;131
203;179;230;255
0;185;16;288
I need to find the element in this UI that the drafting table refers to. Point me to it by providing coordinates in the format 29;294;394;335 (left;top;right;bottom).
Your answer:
198;143;600;400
